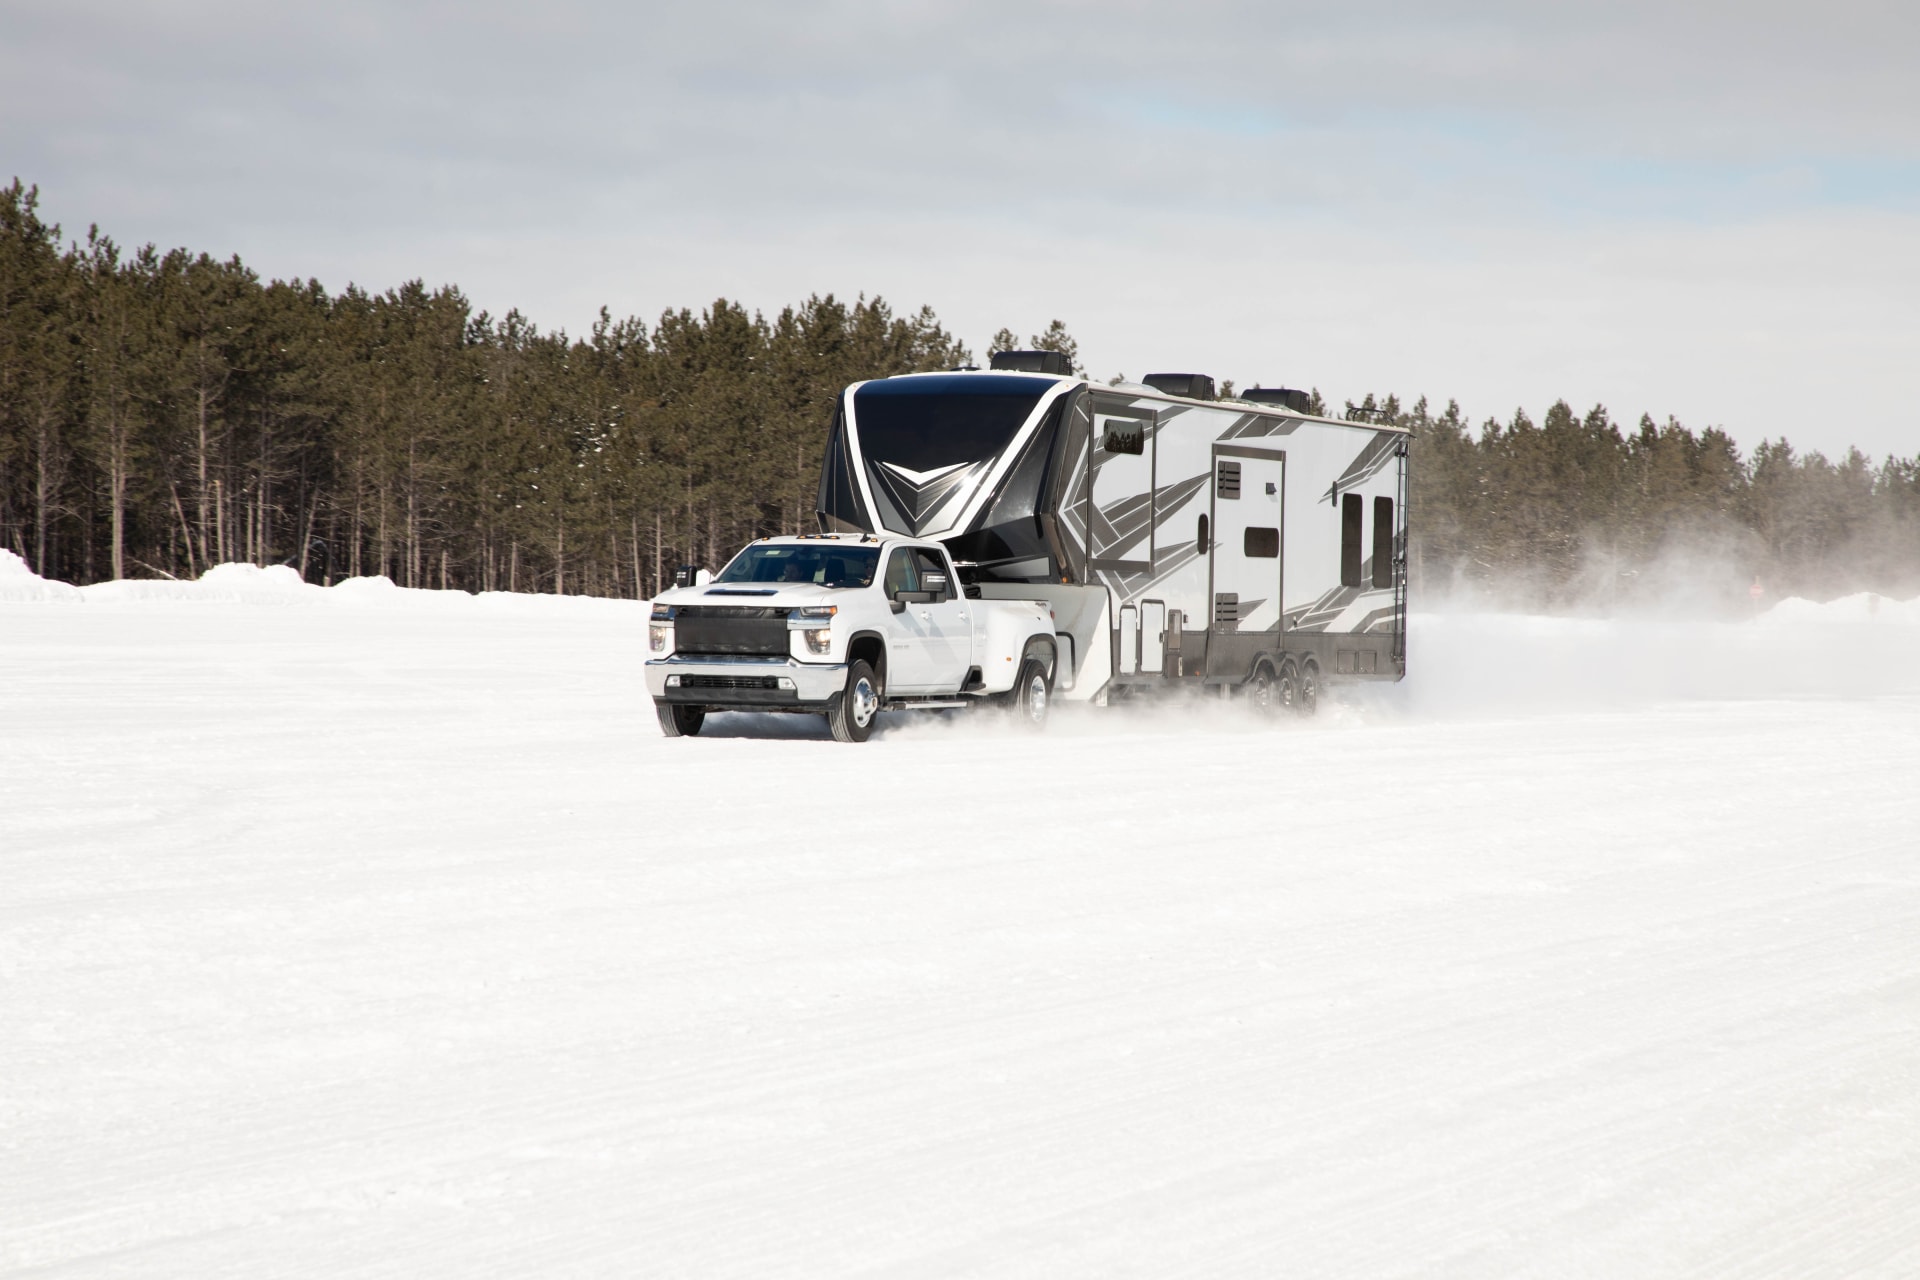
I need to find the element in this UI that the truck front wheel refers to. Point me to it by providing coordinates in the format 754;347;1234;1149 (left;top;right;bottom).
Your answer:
656;701;705;738
828;659;881;743
1011;657;1050;730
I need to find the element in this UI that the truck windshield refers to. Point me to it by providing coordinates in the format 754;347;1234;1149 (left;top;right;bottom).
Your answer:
713;545;880;587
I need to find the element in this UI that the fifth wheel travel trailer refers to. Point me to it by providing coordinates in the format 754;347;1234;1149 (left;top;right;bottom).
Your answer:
815;351;1409;712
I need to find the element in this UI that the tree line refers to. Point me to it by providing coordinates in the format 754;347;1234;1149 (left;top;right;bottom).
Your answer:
1356;393;1920;608
3;180;1915;606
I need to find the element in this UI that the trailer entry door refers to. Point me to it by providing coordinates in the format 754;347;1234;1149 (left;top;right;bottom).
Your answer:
1210;447;1285;635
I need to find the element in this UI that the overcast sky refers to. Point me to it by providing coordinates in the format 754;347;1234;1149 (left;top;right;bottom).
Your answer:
5;0;1917;458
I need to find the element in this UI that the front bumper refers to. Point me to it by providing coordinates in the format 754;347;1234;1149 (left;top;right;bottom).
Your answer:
645;654;849;708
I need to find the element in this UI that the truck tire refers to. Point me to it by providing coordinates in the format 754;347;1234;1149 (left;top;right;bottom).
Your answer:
1297;660;1319;717
828;659;881;743
1010;657;1050;730
656;701;705;738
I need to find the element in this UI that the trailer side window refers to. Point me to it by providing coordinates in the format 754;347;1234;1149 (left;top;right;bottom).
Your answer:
1244;527;1278;558
1341;493;1363;587
1372;496;1394;589
1217;462;1241;499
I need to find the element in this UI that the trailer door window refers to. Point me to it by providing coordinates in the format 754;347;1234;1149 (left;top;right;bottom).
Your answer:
1217;461;1241;499
1090;412;1155;569
1372;496;1395;588
1341;493;1364;587
1244;527;1278;558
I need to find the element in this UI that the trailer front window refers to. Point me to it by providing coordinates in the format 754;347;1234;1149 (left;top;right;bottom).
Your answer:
851;374;1049;473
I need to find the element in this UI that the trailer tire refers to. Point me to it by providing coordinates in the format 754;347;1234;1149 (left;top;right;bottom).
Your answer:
1297;660;1320;717
828;659;881;743
656;701;705;738
1244;662;1281;716
1010;657;1051;730
1275;660;1300;712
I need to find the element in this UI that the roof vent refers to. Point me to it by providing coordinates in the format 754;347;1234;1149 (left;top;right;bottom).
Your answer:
989;350;1073;375
1243;386;1312;414
1143;373;1215;400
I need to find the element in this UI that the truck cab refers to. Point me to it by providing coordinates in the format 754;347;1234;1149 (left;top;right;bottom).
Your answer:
645;533;1057;742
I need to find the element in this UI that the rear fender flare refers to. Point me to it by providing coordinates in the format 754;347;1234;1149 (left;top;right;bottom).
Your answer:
1022;635;1057;679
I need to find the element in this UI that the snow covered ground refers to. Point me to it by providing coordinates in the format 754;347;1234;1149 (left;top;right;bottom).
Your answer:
5;551;1919;1278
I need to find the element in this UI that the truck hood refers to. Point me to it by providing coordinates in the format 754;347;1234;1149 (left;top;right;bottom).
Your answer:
652;583;856;610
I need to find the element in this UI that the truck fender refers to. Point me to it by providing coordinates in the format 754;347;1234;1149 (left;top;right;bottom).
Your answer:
844;630;889;691
979;611;1052;694
1022;635;1057;678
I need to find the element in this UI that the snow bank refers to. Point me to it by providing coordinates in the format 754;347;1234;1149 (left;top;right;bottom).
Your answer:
1759;590;1920;627
0;549;82;602
0;556;645;614
1374;595;1920;720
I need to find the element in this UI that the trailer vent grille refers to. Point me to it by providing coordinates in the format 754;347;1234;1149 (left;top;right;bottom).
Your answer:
1214;593;1239;629
1216;462;1241;499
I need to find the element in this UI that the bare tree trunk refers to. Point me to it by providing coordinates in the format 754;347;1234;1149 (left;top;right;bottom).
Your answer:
377;482;389;582
296;501;316;581
168;481;197;577
554;517;565;595
108;412;129;582
195;385;211;567
32;412;55;578
630;515;643;600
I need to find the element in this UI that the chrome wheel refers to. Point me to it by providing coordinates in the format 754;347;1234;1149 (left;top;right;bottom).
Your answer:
1011;656;1050;730
829;658;880;743
1023;672;1048;723
850;675;879;728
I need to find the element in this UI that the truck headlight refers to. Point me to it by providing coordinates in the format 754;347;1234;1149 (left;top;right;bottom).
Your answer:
802;627;832;655
649;624;670;653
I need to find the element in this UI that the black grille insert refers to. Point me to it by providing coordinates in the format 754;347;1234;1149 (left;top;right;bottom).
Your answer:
673;606;791;656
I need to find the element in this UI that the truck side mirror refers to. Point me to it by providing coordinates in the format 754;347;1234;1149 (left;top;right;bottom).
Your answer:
672;564;699;588
922;572;948;598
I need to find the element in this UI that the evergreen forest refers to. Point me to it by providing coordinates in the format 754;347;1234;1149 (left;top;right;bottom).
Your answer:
3;181;1915;609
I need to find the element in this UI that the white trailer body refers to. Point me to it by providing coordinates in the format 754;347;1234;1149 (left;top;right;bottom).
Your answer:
816;368;1409;705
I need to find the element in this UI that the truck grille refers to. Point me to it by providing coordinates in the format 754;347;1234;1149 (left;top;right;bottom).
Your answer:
673;606;791;656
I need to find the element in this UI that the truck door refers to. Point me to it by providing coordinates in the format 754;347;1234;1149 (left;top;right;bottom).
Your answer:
1210;448;1285;637
912;547;972;683
881;546;937;693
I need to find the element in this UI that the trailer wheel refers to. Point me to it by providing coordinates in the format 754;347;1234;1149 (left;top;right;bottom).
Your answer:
1244;663;1280;715
828;659;881;743
656;701;705;738
1297;661;1320;717
1011;657;1050;730
1275;660;1300;711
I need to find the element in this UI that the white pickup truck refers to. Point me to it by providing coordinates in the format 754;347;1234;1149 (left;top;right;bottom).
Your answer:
644;533;1058;742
